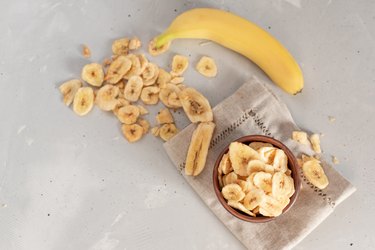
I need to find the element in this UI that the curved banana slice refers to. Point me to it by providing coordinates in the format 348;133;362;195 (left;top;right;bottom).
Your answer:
229;142;260;176
257;147;277;164
253;171;272;193
124;54;141;79
169;76;184;84
59;79;82;106
222;172;238;186
196;56;217;77
159;84;182;108
227;200;255;217
236;180;252;193
138;119;150;134
243;188;265;210
249;142;273;151
178;87;213;123
113;98;130;116
219;153;233;175
185;122;215;176
171;55;189;76
221;184;245;202
140;86;160;105
159;123;178;141
148;38;170;56
95;85;120;111
105;55;132;84
137;54;148;74
121;124;143;142
116;105;140;124
112;38;130;55
81;63;104;87
156;68;172;89
156;108;174;124
143;64;159;86
129;37;142;50
124;76;143;102
302;160;329;189
73;87;94;116
272;172;294;198
259;195;283;217
141;62;157;81
272;149;288;173
247;159;266;175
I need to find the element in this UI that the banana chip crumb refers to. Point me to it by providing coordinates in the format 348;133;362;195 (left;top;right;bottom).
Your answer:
332;155;339;165
82;45;91;58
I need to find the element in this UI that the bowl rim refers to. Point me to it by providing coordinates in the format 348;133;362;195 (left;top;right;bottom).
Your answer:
213;135;301;223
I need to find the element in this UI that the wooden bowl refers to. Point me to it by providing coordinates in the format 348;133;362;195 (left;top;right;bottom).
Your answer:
213;135;301;223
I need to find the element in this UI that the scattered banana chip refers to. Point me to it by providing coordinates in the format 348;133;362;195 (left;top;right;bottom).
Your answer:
124;54;142;79
138;119;150;134
219;141;295;218
332;155;339;165
302;160;329;189
171;54;189;76
137;105;149;115
129;37;141;50
95;85;120;111
292;131;310;145
105;55;132;84
112;38;130;55
156;108;174;124
151;127;160;137
59;79;82;106
170;76;184;84
156;68;172;88
137;54;148;74
196;56;217;77
159;123;178;141
124;75;143;102
310;133;321;154
121;124;143;142
81;63;104;87
159;84;182;108
140;86;160;105
141;63;158;81
143;63;159;86
73;87;94;116
116;105;140;124
148;38;170;56
179;87;213;123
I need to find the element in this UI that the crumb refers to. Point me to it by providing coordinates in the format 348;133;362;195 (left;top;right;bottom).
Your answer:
328;116;336;123
82;45;91;58
332;155;339;164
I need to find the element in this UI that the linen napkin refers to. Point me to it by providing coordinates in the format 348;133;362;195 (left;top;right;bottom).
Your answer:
164;76;356;250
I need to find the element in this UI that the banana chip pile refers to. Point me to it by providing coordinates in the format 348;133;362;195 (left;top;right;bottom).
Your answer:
59;37;218;145
218;142;296;217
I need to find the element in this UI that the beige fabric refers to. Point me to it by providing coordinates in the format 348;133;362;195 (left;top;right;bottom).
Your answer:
164;76;356;250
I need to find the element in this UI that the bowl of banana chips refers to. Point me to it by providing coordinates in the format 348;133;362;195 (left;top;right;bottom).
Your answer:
213;135;300;222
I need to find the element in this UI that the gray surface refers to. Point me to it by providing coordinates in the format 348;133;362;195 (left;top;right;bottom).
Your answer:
0;0;373;249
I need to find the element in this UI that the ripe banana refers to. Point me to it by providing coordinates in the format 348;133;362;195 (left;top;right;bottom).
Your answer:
185;121;215;176
155;8;304;94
